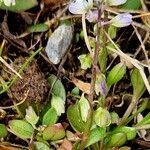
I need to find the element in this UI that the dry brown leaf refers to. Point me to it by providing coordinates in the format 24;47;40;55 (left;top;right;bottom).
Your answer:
58;139;73;150
0;145;24;150
42;0;68;9
71;77;91;94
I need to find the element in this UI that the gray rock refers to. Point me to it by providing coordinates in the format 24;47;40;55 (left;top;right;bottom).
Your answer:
45;23;73;64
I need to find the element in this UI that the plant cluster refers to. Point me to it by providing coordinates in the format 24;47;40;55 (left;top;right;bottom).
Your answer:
0;0;150;150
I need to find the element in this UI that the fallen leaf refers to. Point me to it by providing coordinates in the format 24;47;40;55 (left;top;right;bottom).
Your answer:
0;145;23;150
43;0;68;9
71;77;91;94
58;139;73;150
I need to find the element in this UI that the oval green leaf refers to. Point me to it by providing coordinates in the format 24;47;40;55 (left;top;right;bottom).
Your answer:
48;74;66;101
0;124;8;138
107;62;126;88
0;0;38;12
131;68;145;99
43;123;65;141
85;127;106;147
112;126;137;140
33;142;50;150
27;23;49;33
42;107;58;126
105;132;127;148
9;120;34;139
67;103;86;132
121;0;141;10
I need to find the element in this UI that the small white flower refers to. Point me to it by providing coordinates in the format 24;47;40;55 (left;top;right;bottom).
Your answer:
4;0;15;6
69;0;93;14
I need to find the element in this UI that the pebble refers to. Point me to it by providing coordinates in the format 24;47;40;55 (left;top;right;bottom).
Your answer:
45;23;73;64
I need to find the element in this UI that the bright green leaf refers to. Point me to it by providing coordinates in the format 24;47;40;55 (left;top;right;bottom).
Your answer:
0;124;8;138
67;103;86;132
42;107;58;126
9;120;34;139
131;68;146;99
79;93;90;122
136;112;150;126
78;54;92;70
105;132;127;148
108;25;117;39
107;62;126;88
0;0;38;12
71;87;80;96
121;0;141;10
48;74;66;101
51;95;65;116
112;126;137;140
94;107;111;127
85;127;106;147
27;23;49;33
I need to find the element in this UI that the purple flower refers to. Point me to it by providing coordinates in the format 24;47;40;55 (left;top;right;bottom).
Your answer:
68;0;93;14
95;73;108;96
86;10;98;22
99;80;108;96
111;13;132;27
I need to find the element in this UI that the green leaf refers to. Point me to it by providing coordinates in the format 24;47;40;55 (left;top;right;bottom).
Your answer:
33;142;50;150
0;124;8;138
112;126;137;140
79;94;90;122
51;95;65;116
27;23;49;33
48;75;66;101
107;62;126;88
67;103;86;132
71;87;80;96
136;112;150;126
42;107;58;126
108;25;117;39
25;106;39;126
9;120;34;139
94;107;111;127
85;127;106;147
105;132;127;148
121;0;141;10
78;54;92;70
43;123;65;141
110;112;119;124
131;68;146;99
0;0;38;12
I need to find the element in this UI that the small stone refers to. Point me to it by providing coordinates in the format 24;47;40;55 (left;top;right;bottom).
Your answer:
45;23;73;64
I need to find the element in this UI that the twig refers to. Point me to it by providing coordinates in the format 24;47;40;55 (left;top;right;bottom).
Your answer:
0;57;22;79
0;90;29;110
132;25;150;73
82;13;93;57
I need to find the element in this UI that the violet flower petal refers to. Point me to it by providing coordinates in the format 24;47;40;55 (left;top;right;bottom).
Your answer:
69;0;93;14
86;10;98;22
111;13;132;27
